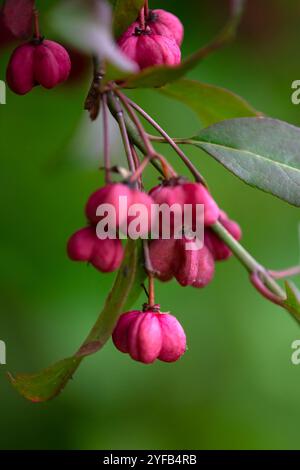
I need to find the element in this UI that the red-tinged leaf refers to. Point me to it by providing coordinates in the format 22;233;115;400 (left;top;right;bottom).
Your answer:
160;79;260;127
3;0;34;39
8;240;146;403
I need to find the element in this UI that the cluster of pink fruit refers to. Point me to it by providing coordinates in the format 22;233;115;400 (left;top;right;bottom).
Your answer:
67;179;241;364
67;182;153;272
150;179;241;288
5;3;242;367
118;8;183;69
6;7;183;96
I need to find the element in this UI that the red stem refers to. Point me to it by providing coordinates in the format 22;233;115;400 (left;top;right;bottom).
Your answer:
139;7;146;30
127;98;206;185
109;92;136;176
130;156;151;183
148;273;155;307
113;90;177;178
130;145;142;185
250;273;284;306
269;266;300;280
114;89;154;157
102;94;111;184
144;0;149;18
33;9;40;39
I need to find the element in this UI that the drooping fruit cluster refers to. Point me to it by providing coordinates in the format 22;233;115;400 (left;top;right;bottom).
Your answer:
112;305;186;364
148;179;242;288
67;182;154;273
118;9;183;70
7;39;71;95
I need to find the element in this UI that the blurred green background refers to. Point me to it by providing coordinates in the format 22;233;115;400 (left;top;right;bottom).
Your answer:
1;0;300;450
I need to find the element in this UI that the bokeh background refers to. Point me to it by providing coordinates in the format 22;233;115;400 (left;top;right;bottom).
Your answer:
1;0;300;450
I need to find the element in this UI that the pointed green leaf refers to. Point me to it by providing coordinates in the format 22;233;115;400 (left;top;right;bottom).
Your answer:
7;358;82;403
284;281;300;324
8;240;146;403
189;118;300;207
160;79;260;127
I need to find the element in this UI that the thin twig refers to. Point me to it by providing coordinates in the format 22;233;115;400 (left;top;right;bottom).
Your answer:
269;266;300;280
113;89;177;178
149;135;194;145
85;56;104;121
33;9;40;39
130;145;142;186
130;156;152;184
106;91;167;178
107;92;136;175
212;221;286;300
139;6;146;29
148;273;155;307
114;89;155;157
101;94;111;184
127;98;206;185
144;0;149;18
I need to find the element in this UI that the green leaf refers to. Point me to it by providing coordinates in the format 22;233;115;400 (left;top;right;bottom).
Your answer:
7;358;82;403
188;118;300;207
284;281;300;324
160;79;260;127
8;240;146;403
112;0;144;38
114;0;246;88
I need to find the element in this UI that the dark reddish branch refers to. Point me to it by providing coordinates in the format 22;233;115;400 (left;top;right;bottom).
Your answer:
130;145;142;185
101;93;111;184
148;273;155;307
250;272;284;306
127;97;206;185
33;8;40;39
144;0;149;18
113;89;177;179
139;6;146;30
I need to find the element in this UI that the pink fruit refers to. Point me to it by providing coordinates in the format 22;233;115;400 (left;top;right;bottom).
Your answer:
150;182;185;236
127;188;154;237
85;183;132;227
205;211;242;261
150;180;219;234
86;184;154;237
6;39;71;95
67;226;124;273
118;28;181;70
112;308;186;364
90;238;124;273
174;237;215;288
6;43;35;95
181;182;220;227
150;182;185;207
149;238;177;282
67;226;96;261
147;9;184;46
